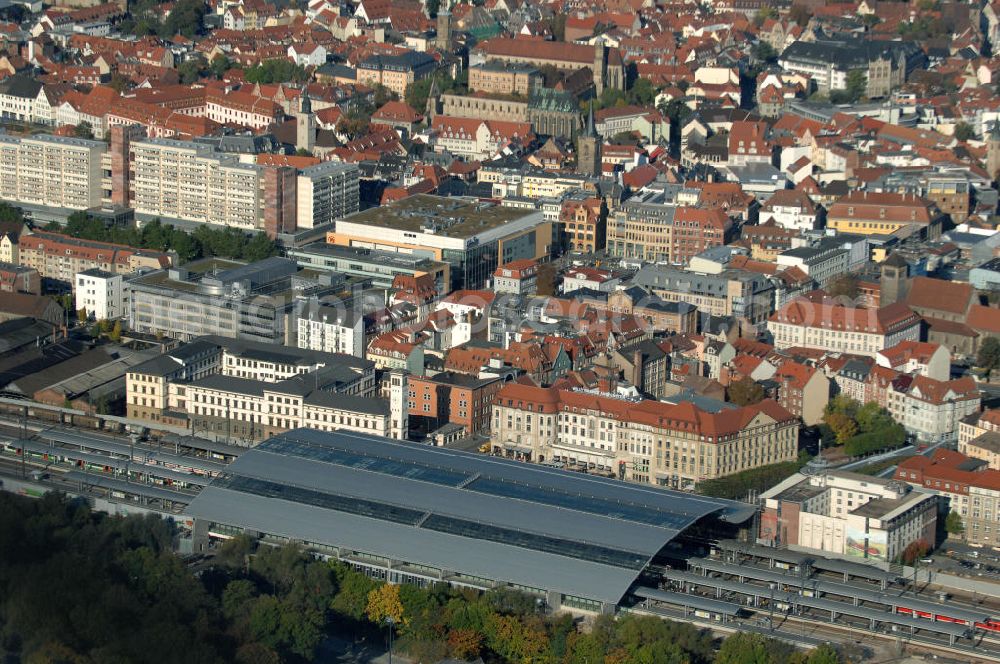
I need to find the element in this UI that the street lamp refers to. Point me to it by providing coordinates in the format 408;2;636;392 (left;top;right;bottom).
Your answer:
385;616;394;664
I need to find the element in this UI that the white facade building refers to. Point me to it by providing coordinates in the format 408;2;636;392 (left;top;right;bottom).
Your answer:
75;268;124;320
297;306;366;358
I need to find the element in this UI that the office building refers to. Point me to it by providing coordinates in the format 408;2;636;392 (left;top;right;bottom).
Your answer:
826;191;944;239
327;195;552;290
490;383;799;489
407;371;502;437
287;242;450;291
356;51;437;98
126;335;380;431
75;268;123;320
760;470;938;562
632;264;775;329
768;300;921;356
126;257;343;344
778;39;923;97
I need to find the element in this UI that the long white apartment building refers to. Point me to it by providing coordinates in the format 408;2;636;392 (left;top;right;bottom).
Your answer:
131;138;264;230
0;133;106;211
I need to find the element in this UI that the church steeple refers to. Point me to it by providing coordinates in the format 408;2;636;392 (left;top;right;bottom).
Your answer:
576;102;601;177
988;122;1000;182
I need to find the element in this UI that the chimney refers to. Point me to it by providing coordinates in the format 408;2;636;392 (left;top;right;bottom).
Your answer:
633;349;644;384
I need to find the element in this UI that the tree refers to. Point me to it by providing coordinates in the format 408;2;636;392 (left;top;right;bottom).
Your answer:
900;539;930;565
177;58;206;84
954;121;976;142
807;643;843;664
77;307;88;323
945;511;965;535
844;69;867;102
161;0;206;38
752;41;778;64
211;54;234;79
109;320;122;343
715;632;773;664
825;411;858;445
855;401;892;433
366;583;405;626
627;77;656;106
73;121;94;139
426;0;440;17
977;337;1000;373
728;376;766;406
447;627;483;660
108;72;130;94
244;59;308;85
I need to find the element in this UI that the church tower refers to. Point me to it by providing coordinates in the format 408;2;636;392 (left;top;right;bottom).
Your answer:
988;122;1000;182
435;9;451;51
593;40;606;95
576;102;601;177
879;252;910;306
296;88;315;154
425;75;441;122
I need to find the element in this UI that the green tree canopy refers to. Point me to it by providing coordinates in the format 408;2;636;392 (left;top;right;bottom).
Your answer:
244;59;309;85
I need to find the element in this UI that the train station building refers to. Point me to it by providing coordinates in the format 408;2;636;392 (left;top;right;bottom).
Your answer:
185;427;753;613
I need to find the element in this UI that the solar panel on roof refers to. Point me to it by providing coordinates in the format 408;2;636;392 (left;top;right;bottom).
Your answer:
260;437;471;487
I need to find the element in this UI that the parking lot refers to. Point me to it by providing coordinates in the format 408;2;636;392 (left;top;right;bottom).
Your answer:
931;540;1000;582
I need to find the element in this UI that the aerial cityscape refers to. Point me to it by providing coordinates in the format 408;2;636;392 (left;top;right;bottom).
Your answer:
1;0;1000;661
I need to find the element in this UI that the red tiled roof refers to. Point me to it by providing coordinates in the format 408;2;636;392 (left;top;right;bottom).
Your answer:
906;276;974;317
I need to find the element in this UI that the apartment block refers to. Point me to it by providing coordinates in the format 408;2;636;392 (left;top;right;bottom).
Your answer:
760;470;938;562
17;229;170;289
295;161;361;229
896;450;1000;548
296;302;366;358
0;133;106;211
490;383;799;489
0;262;39;295
130;138;265;230
959;409;1000;460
